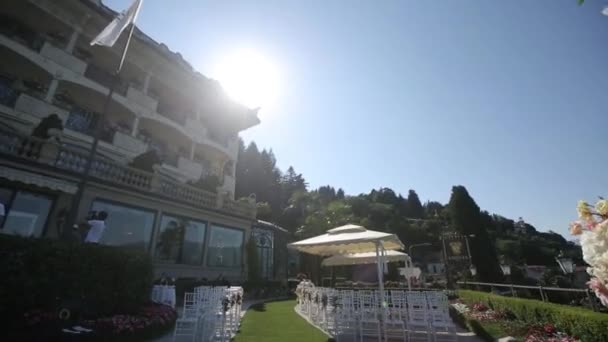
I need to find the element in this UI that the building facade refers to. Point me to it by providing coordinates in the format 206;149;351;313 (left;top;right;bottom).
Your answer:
0;0;260;281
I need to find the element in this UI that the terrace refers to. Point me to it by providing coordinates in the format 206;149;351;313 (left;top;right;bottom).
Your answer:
0;126;256;219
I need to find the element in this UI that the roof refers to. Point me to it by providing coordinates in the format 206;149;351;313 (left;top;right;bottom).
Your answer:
289;224;404;256
254;220;289;234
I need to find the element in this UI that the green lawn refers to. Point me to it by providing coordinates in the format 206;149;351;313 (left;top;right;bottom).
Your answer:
234;300;330;342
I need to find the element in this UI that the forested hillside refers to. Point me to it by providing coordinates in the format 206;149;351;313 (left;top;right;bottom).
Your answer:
236;141;581;283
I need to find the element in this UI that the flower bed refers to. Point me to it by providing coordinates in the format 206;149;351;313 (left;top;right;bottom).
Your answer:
17;303;176;340
458;290;607;341
525;324;579;342
451;300;579;342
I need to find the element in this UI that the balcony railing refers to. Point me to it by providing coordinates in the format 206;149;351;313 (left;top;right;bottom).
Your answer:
84;64;128;96
0;127;256;218
0;76;19;108
0;15;44;52
65;107;99;135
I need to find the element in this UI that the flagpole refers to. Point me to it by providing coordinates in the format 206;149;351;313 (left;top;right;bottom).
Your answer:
63;22;137;238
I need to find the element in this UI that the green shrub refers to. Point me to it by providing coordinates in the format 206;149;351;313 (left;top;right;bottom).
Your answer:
0;234;153;325
458;290;608;341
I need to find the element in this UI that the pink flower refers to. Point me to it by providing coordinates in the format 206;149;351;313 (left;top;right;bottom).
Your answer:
588;278;608;306
570;222;583;235
585;219;598;230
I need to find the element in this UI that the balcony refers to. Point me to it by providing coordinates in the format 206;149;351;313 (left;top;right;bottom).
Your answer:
126;84;158;111
39;42;86;75
14;93;69;122
64;107;99;136
0;76;19;108
157;103;187;127
221;174;236;198
112;130;147;156
84;64;128;96
0;16;44;52
177;156;203;180
0;127;256;219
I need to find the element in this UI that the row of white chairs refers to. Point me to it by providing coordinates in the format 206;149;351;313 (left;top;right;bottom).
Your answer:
173;286;243;342
297;287;457;342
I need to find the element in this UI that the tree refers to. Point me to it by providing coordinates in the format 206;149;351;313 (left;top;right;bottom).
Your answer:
281;166;308;208
448;185;502;282
424;201;445;219
406;190;424;218
256;202;273;221
232;138;582;282
235;142;283;217
336;188;345;200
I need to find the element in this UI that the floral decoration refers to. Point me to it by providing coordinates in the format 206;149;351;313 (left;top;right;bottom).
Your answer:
570;199;608;306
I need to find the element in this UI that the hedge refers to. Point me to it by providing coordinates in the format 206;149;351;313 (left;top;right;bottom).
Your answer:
458;290;608;341
0;234;153;327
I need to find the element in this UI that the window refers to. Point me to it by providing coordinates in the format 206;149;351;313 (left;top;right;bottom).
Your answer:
206;225;244;268
0;188;53;237
90;200;155;251
252;228;274;279
155;214;206;265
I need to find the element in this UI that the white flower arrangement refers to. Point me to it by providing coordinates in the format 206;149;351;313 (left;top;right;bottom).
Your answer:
571;199;608;306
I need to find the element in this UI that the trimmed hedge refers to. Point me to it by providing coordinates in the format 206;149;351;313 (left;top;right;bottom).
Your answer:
458;290;608;341
0;234;153;326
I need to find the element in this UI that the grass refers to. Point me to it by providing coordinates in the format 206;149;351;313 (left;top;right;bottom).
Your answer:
233;300;330;342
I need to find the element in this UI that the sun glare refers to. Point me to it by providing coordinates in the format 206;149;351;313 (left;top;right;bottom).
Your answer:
212;49;279;110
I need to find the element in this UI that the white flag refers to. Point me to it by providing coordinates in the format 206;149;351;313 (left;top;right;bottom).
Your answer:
90;0;143;47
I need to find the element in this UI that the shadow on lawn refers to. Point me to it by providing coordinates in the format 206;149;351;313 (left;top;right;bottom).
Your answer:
250;303;267;312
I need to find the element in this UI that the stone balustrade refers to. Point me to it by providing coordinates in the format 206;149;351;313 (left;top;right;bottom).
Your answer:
0;127;256;218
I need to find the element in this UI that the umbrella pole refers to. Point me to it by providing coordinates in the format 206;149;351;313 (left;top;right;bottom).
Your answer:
375;242;387;342
407;257;412;291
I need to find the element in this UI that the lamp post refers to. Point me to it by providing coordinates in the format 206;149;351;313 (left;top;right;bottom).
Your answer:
407;243;431;289
556;252;575;286
409;242;432;258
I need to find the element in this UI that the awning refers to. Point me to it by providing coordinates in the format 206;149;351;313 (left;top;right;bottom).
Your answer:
0;166;78;194
322;250;409;267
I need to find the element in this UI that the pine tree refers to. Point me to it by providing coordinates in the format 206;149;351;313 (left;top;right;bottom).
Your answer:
406;190;424;218
336;188;345;199
448;185;502;282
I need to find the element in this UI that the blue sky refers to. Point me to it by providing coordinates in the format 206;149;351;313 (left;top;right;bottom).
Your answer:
105;0;608;237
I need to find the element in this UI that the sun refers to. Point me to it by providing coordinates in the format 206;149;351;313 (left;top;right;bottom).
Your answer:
212;48;279;110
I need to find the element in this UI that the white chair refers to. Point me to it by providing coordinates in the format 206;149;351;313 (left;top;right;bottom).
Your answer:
358;291;381;342
426;292;457;342
385;290;407;342
334;290;359;342
173;292;200;342
406;292;431;342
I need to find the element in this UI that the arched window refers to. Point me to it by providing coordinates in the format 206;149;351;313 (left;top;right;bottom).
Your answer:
252;228;274;279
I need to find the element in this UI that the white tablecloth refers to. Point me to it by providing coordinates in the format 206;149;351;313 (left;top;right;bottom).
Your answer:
151;285;176;308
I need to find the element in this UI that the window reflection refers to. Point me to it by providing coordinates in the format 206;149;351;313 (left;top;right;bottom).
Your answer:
207;225;243;268
91;200;155;251
155;214;206;265
252;228;274;279
1;190;52;237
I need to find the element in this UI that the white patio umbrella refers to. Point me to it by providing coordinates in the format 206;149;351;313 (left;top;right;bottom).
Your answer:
321;250;409;267
289;224;405;342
